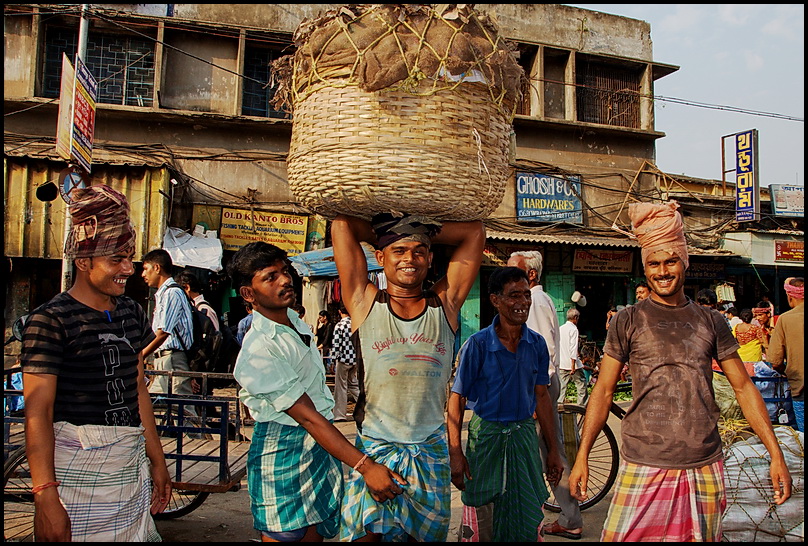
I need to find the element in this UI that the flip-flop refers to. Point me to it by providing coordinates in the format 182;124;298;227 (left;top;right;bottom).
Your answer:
542;521;582;540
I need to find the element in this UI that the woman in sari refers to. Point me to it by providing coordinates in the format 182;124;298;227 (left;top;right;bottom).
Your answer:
733;308;769;362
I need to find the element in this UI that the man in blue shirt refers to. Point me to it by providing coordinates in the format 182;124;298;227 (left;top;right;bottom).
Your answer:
448;266;563;542
141;249;195;402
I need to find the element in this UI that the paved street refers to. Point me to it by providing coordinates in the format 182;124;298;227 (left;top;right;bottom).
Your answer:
155;409;624;542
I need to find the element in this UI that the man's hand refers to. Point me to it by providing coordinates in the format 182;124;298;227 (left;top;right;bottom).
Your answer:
770;457;793;505
150;462;173;514
545;447;564;488
569;459;589;502
33;489;71;541
358;461;407;503
449;448;472;491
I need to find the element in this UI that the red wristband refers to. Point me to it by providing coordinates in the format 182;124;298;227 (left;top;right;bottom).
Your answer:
31;481;60;494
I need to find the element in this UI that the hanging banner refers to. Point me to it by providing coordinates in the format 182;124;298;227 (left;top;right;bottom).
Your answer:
219;208;308;255
55;53;97;173
734;129;759;222
572;248;632;273
516;172;583;223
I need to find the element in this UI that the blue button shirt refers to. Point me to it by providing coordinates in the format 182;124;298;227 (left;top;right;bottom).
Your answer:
452;315;550;422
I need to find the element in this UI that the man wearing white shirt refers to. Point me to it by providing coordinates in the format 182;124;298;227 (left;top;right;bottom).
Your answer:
558;308;589;406
508;251;584;540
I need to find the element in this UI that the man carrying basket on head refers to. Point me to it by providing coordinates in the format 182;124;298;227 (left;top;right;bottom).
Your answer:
332;213;485;542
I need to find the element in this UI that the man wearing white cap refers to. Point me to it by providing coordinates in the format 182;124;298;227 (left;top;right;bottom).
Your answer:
569;201;792;541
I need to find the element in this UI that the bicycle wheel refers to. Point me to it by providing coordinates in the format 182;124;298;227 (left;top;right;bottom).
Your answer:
543;404;619;512
4;447;35;541
153;488;209;520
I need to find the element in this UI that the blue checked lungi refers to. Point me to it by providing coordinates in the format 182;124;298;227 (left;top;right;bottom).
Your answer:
339;426;452;542
247;420;344;538
52;422;161;542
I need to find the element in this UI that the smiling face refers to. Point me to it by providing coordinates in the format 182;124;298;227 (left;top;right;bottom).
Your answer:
491;278;532;327
76;249;135;298
376;240;432;290
644;250;687;305
240;259;296;317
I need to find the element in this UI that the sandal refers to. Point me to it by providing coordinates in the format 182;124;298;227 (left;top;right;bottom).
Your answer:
541;521;582;540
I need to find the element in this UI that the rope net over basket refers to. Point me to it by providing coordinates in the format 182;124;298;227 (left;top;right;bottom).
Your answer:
272;4;526;221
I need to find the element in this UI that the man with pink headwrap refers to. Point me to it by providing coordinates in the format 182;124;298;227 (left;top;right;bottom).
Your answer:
768;277;804;432
569;200;792;542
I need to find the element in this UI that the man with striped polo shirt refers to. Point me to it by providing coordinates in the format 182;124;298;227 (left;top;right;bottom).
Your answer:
21;185;171;541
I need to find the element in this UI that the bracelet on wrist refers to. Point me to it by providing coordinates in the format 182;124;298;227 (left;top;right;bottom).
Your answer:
353;454;369;472
32;481;60;494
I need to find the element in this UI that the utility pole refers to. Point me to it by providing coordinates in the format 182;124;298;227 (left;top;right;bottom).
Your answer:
60;4;89;291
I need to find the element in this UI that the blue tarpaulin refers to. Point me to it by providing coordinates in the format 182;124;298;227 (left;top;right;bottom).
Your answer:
289;243;382;278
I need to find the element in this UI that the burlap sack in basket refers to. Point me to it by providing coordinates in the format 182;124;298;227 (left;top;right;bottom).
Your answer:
273;4;525;221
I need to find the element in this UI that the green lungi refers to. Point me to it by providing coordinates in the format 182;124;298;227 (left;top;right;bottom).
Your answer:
462;415;549;542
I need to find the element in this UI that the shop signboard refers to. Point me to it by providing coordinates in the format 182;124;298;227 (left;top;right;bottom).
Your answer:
686;262;727;280
572;248;632;273
516;172;583;223
55;53;97;173
774;240;804;263
769;185;804;218
734;129;759;222
219;207;308;255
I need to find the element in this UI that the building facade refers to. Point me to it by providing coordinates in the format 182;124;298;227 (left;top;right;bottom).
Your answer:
5;4;800;363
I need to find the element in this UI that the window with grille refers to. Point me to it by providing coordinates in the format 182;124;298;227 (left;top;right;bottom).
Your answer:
242;44;288;119
42;27;155;107
575;57;642;128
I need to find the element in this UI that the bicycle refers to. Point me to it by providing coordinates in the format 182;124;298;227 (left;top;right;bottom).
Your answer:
543;383;630;512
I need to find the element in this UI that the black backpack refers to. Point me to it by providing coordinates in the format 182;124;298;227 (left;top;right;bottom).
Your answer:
168;287;222;373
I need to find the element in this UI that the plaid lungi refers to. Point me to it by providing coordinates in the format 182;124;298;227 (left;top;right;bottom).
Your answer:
461;415;548;542
247;420;343;538
339;426;451;542
52;422;161;542
601;459;726;542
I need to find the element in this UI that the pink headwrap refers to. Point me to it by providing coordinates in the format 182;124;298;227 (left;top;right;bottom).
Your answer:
628;200;689;270
784;278;804;300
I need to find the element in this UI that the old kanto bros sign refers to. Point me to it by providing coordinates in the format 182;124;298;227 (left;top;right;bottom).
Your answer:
220;208;308;255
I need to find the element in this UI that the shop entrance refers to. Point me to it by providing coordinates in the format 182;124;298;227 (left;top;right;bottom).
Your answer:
574;275;631;346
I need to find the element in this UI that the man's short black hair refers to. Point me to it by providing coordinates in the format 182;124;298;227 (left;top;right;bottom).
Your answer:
142;248;173;271
177;269;204;293
696;288;717;307
488;266;529;295
227;242;288;289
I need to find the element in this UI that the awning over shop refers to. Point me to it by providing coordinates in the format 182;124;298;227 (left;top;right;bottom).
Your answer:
289;243;382;278
486;229;640;248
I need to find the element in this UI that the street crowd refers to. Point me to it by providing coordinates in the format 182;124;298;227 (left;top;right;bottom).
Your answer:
15;187;800;542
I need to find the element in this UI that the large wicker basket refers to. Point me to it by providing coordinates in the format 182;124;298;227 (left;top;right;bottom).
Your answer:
287;81;512;220
276;4;523;221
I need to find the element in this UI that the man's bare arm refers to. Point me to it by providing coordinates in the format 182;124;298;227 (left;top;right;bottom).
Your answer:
331;215;377;328
568;353;622;500
24;373;72;541
430;221;485;328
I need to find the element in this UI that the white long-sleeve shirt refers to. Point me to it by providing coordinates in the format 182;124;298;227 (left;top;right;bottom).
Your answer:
558;319;581;371
526;285;560;376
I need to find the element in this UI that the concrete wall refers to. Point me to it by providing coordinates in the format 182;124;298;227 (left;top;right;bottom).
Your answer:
3;4;665;226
